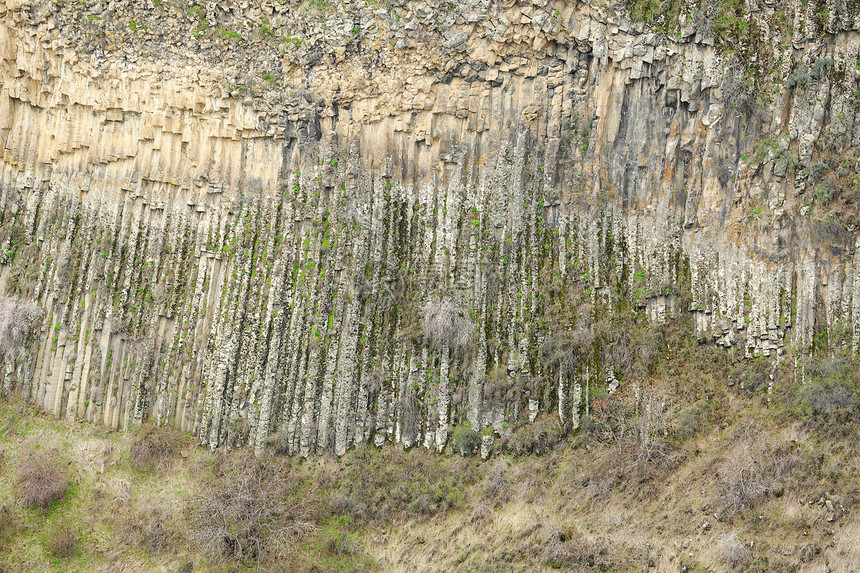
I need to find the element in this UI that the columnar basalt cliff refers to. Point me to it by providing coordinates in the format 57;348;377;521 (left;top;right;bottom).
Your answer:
0;0;858;454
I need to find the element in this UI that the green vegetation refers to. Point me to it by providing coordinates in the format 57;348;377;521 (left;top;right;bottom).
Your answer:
220;29;242;40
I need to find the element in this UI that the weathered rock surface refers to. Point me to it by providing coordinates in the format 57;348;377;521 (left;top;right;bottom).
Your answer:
0;0;858;454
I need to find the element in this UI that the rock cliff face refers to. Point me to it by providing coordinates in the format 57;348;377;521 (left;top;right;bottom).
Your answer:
0;0;858;454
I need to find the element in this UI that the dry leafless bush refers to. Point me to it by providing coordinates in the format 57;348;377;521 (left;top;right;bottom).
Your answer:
583;471;616;499
481;459;510;505
597;321;661;382
585;387;676;480
49;530;76;558
542;325;594;378
265;427;292;456
731;357;772;393
484;365;519;402
543;530;614;570
15;448;68;510
719;532;749;569
421;298;474;353
188;455;314;566
129;424;183;473
782;355;860;435
470;500;492;524
0;297;42;362
716;426;796;517
506;415;569;456
121;507;180;553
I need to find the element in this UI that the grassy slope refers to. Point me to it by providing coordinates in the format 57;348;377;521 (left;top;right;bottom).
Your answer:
1;341;859;572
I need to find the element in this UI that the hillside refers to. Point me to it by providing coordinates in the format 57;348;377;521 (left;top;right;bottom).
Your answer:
2;327;860;571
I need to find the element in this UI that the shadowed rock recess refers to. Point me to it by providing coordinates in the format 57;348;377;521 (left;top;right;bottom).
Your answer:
0;0;858;455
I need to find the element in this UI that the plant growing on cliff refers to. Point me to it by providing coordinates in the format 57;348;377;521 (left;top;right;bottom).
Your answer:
220;29;242;41
452;422;480;457
421;298;474;353
0;297;42;363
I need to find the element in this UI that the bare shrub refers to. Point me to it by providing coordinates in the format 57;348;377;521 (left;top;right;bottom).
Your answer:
121;507;179;553
583;472;616;499
719;57;757;117
0;297;42;362
506;415;568;456
543;531;613;569
188;455;314;566
715;426;796;517
470;500;492;523
676;401;711;441
49;530;76;558
719;532;749;569
802;383;855;417
783;355;860;435
421;298;474;353
731;358;772;393
542;324;594;378
585;387;676;480
129;424;183;473
599;325;660;381
811;219;852;244
484;365;519;402
481;459;510;505
15;448;68;510
265;427;291;456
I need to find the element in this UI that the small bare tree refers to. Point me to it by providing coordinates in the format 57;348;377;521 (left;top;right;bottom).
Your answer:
188;455;314;567
587;386;675;479
715;426;796;517
0;297;42;362
421;298;474;353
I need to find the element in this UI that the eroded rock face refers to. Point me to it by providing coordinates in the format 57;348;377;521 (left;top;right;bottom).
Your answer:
0;0;858;454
